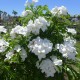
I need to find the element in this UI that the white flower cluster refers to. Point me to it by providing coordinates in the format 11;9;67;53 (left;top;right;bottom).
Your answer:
50;56;62;66
51;6;67;16
0;26;7;33
64;37;76;46
0;39;9;52
5;45;27;61
36;56;62;77
28;37;53;60
14;45;27;61
67;28;76;35
56;37;77;60
14;45;21;52
36;59;56;77
10;17;49;38
22;10;33;17
5;50;14;60
20;47;27;61
10;25;28;38
27;17;50;35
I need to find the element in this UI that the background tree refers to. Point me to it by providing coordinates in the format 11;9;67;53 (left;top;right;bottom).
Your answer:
12;10;18;16
0;10;3;24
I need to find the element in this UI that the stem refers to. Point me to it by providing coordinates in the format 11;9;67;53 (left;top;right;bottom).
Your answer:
62;58;66;80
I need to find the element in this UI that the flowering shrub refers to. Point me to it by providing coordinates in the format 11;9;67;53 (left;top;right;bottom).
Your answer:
0;0;80;80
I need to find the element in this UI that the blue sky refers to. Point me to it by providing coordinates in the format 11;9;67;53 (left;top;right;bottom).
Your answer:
0;0;80;16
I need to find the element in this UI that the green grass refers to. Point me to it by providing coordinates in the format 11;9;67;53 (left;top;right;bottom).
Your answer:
76;41;80;58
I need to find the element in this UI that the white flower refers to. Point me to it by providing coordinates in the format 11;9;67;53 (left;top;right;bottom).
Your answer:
10;25;21;38
32;0;38;3
28;37;53;60
0;26;7;33
4;45;27;61
57;37;77;60
51;6;59;16
51;6;67;16
58;6;67;15
0;39;9;52
55;44;60;49
27;20;35;33
14;45;27;61
67;28;76;35
24;0;38;7
26;17;50;35
60;44;77;59
20;47;27;61
10;25;28;38
36;59;56;77
24;0;31;7
14;45;21;52
18;27;28;36
37;17;50;32
22;10;33;17
50;56;62;66
5;50;14;60
64;37;76;46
